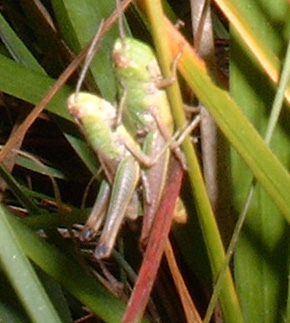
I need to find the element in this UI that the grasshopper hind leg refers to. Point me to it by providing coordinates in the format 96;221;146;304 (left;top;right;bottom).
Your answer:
94;156;140;259
80;180;111;241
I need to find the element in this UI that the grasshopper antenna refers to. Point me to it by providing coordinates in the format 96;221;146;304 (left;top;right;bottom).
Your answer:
75;19;105;97
116;0;126;44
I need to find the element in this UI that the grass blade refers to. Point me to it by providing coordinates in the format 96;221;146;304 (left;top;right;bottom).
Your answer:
1;204;127;322
230;1;290;320
0;203;62;322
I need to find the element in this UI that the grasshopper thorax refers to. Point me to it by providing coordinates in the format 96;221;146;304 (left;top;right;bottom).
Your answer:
112;37;161;83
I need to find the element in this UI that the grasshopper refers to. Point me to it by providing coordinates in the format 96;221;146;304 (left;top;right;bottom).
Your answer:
112;36;188;244
68;22;195;257
67;92;177;258
68;93;141;258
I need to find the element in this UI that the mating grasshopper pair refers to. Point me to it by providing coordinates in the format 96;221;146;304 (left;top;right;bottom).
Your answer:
68;37;191;259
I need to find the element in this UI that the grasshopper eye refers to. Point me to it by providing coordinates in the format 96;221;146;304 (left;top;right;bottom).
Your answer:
67;94;84;119
67;93;92;120
112;50;130;68
67;93;105;120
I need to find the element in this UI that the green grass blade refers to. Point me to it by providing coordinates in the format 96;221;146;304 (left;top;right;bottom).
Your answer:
0;13;45;73
0;54;98;174
0;203;62;323
34;269;72;322
51;0;118;100
230;1;290;321
139;1;243;322
1;204;127;322
264;40;290;143
0;165;40;214
165;24;290;224
15;154;66;180
215;0;290;103
0;54;71;118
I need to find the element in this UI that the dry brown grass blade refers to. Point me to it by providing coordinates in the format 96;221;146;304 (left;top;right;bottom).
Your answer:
164;239;202;323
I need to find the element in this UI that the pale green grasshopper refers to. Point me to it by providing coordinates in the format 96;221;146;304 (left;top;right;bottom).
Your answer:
68;28;196;257
67;92;177;258
78;37;196;252
112;37;190;244
68;93;145;259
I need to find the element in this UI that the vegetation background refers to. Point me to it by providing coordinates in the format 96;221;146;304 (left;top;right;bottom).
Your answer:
0;0;289;322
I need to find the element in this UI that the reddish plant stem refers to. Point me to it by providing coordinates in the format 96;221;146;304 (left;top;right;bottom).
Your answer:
122;157;183;322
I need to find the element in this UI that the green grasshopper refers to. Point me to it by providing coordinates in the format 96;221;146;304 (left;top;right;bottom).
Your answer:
112;36;188;244
69;31;195;257
67;93;141;258
67;92;177;258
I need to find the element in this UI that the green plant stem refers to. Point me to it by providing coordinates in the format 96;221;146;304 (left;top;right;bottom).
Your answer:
138;1;243;322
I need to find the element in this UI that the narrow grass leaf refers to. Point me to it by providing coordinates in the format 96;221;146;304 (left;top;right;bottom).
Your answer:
230;1;290;321
0;203;62;323
1;204;127;322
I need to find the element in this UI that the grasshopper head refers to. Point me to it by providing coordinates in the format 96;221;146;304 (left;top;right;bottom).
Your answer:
112;37;161;83
67;92;121;161
67;92;116;126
